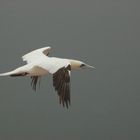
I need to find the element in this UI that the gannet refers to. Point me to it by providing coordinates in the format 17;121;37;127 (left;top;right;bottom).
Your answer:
0;47;95;108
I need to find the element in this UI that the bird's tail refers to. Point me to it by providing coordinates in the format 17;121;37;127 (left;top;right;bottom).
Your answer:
0;65;29;77
0;71;16;76
0;70;29;77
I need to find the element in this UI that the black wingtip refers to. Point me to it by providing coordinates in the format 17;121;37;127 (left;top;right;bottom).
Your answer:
31;76;41;91
59;96;70;109
53;65;71;109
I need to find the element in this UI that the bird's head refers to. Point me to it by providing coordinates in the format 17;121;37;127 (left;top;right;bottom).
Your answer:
79;62;96;69
69;59;95;70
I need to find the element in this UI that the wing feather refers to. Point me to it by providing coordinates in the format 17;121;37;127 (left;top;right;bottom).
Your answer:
22;47;51;63
31;76;41;91
53;65;71;108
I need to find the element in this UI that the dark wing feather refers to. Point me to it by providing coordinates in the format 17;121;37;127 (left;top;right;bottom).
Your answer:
53;65;71;108
31;76;41;91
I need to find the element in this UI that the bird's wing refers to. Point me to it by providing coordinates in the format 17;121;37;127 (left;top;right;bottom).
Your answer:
30;76;41;91
52;63;71;108
22;47;51;64
29;65;48;90
32;59;71;108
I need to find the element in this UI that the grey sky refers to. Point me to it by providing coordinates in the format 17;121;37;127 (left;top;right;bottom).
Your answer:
0;0;140;140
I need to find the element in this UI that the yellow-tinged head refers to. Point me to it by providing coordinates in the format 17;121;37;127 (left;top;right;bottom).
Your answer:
69;59;95;70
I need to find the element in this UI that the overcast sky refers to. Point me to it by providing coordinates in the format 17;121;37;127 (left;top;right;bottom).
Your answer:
0;0;140;140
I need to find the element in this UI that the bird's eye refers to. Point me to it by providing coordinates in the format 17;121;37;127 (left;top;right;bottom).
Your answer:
80;64;86;68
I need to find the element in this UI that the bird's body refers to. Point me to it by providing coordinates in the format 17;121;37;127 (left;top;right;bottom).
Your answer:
0;47;95;108
0;57;81;76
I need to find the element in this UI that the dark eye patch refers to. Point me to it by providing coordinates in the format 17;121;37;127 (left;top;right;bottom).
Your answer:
80;64;86;67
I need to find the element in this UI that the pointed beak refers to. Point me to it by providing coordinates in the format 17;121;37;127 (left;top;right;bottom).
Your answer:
86;64;96;69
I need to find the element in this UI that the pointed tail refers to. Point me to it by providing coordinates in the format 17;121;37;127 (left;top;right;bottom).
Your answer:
0;71;15;76
0;65;31;77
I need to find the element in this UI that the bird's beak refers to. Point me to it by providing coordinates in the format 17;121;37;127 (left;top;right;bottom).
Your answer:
86;64;96;69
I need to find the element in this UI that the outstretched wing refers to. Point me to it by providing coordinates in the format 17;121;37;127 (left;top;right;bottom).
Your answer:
53;64;71;108
22;47;51;64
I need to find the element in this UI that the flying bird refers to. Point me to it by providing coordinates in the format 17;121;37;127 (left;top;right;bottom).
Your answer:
0;47;95;108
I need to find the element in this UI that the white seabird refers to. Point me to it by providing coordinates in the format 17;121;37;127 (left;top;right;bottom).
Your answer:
0;47;95;108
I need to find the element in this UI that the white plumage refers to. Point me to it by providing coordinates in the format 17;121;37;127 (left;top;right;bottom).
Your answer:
22;47;51;63
0;47;95;108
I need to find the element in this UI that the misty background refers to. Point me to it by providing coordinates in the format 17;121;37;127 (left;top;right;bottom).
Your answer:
0;0;140;140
